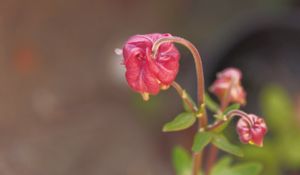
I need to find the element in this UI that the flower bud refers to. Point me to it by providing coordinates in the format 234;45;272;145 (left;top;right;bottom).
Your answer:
122;33;180;100
210;68;246;105
236;114;267;147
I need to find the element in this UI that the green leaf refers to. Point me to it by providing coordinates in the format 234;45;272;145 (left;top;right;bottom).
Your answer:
231;162;263;175
163;112;196;132
205;93;220;113
210;120;231;133
211;156;233;175
192;132;213;152
182;90;197;112
172;146;192;175
260;85;300;171
211;156;263;175
260;85;295;134
223;103;240;115
212;134;243;157
213;113;225;120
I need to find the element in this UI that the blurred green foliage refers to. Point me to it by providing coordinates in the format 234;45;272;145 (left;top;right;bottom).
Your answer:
211;156;262;175
172;146;192;175
172;84;300;175
172;146;261;175
211;134;244;157
242;84;300;175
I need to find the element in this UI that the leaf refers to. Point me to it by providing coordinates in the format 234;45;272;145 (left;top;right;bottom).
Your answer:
242;144;279;175
213;113;225;120
210;120;231;133
260;85;300;171
260;85;295;134
192;132;213;152
211;156;263;175
231;162;263;175
212;134;243;157
163;112;196;132
223;103;240;115
182;90;197;112
205;93;220;113
172;146;192;175
211;156;233;175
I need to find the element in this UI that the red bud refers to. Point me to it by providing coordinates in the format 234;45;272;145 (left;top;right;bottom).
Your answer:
236;114;267;147
210;68;246;105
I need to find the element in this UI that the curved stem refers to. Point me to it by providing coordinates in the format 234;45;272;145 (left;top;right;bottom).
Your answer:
152;37;205;106
226;110;252;123
207;110;250;131
152;36;207;175
153;36;208;128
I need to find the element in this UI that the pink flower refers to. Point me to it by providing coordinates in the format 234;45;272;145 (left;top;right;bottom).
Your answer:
210;68;246;105
236;114;267;147
122;33;180;100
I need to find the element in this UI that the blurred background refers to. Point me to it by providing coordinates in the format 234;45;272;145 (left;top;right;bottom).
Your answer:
0;0;300;174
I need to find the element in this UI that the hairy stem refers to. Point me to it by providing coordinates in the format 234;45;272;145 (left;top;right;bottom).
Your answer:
153;36;207;175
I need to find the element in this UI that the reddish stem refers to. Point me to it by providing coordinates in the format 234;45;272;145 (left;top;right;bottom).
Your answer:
207;110;250;131
206;80;235;175
205;145;218;175
152;37;205;105
153;36;207;175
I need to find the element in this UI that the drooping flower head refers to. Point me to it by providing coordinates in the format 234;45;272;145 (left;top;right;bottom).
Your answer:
210;68;246;105
122;33;180;100
236;114;267;147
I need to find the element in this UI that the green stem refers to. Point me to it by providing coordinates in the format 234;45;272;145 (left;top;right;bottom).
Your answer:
171;81;198;113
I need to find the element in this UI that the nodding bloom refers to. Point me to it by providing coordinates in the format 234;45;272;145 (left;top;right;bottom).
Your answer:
236;114;267;147
122;33;180;101
210;68;246;105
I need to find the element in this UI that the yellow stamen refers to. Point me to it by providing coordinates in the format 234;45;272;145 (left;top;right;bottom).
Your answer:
160;84;170;90
141;93;150;101
248;140;254;145
248;140;263;147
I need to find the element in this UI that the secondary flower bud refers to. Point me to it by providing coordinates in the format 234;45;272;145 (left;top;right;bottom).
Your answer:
122;33;180;100
210;68;246;105
236;114;267;147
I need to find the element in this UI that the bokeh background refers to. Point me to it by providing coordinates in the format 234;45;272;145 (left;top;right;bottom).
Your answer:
0;0;300;174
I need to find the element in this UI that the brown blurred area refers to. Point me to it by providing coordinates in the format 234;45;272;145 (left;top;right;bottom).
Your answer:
0;1;176;174
0;0;298;174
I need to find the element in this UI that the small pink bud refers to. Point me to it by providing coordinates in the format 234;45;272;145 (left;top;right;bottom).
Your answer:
122;33;180;100
210;68;246;105
236;114;267;147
